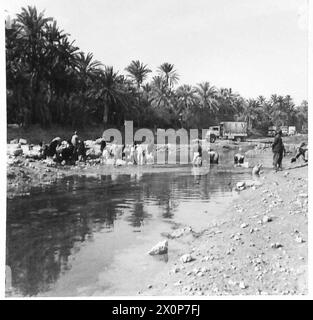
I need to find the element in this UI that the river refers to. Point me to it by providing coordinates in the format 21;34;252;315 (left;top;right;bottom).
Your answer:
6;149;259;296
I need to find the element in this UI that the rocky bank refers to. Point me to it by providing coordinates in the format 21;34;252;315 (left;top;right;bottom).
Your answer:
139;164;308;296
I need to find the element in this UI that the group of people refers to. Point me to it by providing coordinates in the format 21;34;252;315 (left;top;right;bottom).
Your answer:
32;130;307;170
272;129;308;172
192;140;219;167
35;131;86;164
100;140;154;166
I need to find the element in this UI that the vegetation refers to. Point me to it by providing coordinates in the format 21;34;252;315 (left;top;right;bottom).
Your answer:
6;6;308;133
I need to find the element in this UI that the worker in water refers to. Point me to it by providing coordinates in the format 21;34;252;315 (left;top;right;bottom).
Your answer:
192;140;202;166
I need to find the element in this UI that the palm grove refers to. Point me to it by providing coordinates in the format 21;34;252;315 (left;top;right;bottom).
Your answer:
6;6;308;134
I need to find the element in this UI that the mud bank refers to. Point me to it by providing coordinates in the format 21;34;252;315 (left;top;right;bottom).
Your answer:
138;164;308;296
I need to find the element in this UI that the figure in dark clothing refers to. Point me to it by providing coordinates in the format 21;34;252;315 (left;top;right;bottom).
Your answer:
272;130;286;171
76;140;87;162
122;144;126;160
100;140;107;153
197;141;202;157
43;137;61;158
192;140;202;166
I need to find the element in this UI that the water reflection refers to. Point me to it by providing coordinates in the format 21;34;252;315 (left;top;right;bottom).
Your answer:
6;160;252;296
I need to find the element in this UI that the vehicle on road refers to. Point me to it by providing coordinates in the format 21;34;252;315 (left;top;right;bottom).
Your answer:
268;126;277;137
206;122;247;142
220;121;247;141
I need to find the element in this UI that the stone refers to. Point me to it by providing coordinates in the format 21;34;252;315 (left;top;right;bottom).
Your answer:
239;281;247;289
298;193;308;198
236;181;246;191
180;254;194;263
19;138;27;145
295;236;305;243
262;215;272;223
271;243;283;249
172;267;180;273
148;240;168;255
12;148;23;157
228;280;237;286
240;223;249;228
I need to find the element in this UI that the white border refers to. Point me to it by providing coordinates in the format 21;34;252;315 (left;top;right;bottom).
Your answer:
0;0;312;300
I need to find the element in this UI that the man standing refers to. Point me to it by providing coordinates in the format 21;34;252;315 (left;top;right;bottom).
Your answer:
272;129;286;171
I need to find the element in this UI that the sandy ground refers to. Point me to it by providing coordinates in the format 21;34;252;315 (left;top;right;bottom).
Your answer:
138;164;308;296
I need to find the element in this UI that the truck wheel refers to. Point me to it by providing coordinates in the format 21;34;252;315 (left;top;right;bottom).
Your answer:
210;134;216;143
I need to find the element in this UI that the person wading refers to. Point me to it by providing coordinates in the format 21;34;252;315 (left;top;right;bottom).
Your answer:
272;129;286;172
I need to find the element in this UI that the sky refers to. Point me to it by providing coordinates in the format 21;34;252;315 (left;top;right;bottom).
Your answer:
4;0;309;104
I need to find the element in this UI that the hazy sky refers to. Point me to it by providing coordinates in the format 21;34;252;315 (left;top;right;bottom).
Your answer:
4;0;309;104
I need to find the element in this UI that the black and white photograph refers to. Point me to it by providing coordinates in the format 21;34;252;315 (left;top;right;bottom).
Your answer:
2;0;310;298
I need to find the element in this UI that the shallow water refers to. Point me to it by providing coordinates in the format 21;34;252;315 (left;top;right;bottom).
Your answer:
6;149;263;297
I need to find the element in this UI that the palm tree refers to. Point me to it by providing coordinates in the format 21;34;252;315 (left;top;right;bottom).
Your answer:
195;82;218;113
125;60;151;89
75;52;102;81
242;99;261;130
150;75;170;109
216;88;241;121
157;62;179;89
176;85;196;126
93;66;130;125
14;6;53;125
270;95;288;127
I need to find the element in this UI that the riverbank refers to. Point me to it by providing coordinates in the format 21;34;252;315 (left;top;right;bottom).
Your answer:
7;134;307;199
138;163;308;296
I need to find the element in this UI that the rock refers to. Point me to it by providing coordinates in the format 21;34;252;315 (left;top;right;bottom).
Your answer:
239;281;247;289
172;267;180;273
262;215;272;223
180;254;194;263
236;181;246;191
271;243;283;249
228;279;237;286
19;138;27;145
10;139;18;144
298;193;308;198
295;236;305;243
12;148;23;157
170;227;191;239
240;223;249;228
147;284;153;289
148;240;168;255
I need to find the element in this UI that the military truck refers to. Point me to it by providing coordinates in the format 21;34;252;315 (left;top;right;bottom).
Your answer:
219;122;247;141
206;122;247;142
